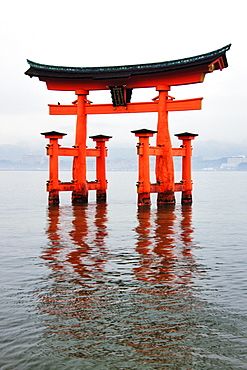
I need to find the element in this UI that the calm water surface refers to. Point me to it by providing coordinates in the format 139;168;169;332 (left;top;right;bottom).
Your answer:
0;171;247;369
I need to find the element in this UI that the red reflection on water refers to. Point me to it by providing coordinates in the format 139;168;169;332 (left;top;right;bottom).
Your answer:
180;205;195;261
42;206;64;271
67;204;108;279
41;203;201;364
134;205;195;285
43;204;108;281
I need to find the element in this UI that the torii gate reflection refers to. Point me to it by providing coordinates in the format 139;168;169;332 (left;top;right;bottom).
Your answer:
25;44;230;207
43;204;196;291
44;204;108;285
134;205;195;286
41;205;201;361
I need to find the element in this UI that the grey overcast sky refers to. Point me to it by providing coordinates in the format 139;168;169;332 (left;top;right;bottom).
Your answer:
0;0;246;153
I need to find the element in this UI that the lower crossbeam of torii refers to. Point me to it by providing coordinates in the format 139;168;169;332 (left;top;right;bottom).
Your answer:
25;44;231;206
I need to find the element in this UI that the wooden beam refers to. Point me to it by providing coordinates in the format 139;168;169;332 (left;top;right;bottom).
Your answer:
42;70;205;91
172;148;186;156
87;181;101;190
174;183;184;192
167;98;202;111
56;181;185;193
86;148;101;157
49;98;202;115
58;147;78;156
49;105;77;115
150;182;185;192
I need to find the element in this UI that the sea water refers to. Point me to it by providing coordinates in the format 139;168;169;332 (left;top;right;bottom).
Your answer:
0;170;247;369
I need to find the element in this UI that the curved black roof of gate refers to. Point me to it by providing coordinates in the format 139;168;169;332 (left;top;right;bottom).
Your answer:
25;44;231;80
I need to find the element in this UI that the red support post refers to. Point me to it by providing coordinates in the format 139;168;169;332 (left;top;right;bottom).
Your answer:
89;135;112;202
175;132;198;205
156;85;175;205
41;131;67;205
72;90;89;204
131;129;157;206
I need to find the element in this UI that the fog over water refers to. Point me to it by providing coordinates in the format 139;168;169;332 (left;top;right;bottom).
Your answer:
0;1;246;156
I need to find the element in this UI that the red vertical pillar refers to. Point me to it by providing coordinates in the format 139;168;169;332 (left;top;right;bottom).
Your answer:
175;132;198;205
131;129;156;206
156;85;175;205
89;135;112;202
72;90;89;204
41;131;67;205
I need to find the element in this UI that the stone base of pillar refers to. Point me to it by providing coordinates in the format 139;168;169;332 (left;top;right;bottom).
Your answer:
48;190;59;205
72;191;88;204
138;192;151;206
96;191;107;202
157;191;175;205
181;191;192;205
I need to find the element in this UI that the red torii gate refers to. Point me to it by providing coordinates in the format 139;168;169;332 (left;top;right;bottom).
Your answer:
25;44;230;206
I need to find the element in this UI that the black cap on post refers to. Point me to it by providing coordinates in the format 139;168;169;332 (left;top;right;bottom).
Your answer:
41;131;67;139
89;134;112;140
174;132;198;138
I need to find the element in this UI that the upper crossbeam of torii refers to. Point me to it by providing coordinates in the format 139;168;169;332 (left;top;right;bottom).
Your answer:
25;44;230;88
25;44;231;206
